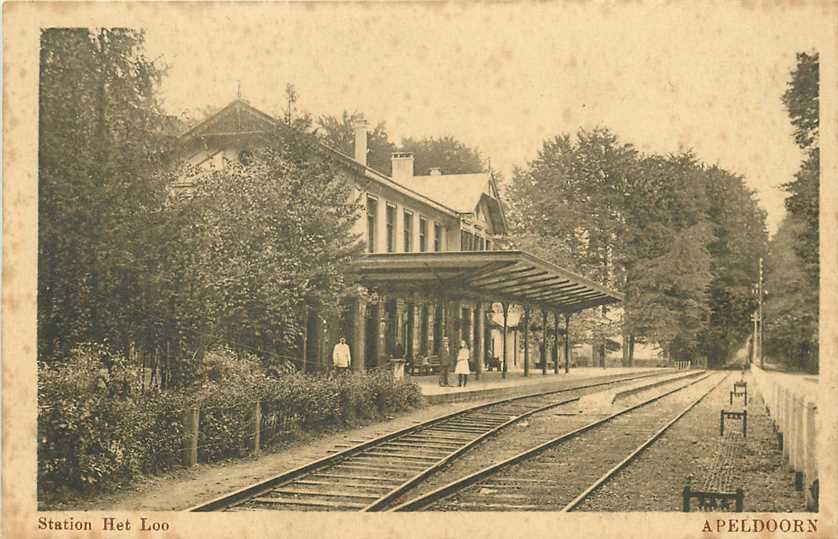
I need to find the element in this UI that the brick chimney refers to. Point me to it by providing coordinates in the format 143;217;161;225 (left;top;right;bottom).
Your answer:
428;167;442;176
391;152;414;181
353;117;368;166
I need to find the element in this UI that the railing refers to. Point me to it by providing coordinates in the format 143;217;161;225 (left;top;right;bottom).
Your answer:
750;364;818;510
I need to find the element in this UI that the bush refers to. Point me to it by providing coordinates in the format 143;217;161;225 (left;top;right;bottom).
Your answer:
38;344;188;496
38;344;424;500
193;347;272;461
365;369;423;413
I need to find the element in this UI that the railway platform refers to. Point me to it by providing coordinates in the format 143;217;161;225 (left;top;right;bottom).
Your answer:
412;367;663;404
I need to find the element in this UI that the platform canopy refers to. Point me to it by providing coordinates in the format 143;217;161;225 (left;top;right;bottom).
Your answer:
349;251;623;313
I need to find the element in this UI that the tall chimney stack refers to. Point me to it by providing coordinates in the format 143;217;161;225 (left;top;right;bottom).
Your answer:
391;152;414;181
353;117;368;166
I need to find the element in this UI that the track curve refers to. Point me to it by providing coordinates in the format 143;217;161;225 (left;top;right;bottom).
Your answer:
390;371;727;512
188;370;678;512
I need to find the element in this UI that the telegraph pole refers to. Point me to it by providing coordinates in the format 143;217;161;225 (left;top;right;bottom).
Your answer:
758;257;764;369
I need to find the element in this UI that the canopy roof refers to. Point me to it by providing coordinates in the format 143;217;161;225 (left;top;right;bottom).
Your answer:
350;251;623;313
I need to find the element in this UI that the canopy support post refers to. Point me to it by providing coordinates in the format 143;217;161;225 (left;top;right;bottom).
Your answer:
501;302;509;379
553;311;560;374
523;305;530;377
475;302;484;381
564;312;571;374
541;307;548;375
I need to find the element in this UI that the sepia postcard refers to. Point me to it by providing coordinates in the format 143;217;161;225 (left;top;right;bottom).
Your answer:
3;2;837;538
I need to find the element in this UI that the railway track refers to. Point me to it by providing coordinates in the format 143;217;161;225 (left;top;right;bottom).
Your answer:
391;371;727;512
188;370;682;512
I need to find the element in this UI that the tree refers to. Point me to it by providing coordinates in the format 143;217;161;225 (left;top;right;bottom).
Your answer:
316;112;485;178
622;153;714;362
698;166;768;365
317;111;397;175
782;52;819;289
763;51;820;372
38;28;172;360
507;128;771;367
506;128;641;361
763;215;818;371
158;127;363;378
399;135;484;176
507;128;638;285
782;52;819;151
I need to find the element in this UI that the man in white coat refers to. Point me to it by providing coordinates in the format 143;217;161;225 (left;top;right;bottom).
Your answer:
332;336;351;374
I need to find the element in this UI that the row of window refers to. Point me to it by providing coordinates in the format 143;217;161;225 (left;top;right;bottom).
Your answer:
366;196;445;254
461;230;490;251
366;196;490;254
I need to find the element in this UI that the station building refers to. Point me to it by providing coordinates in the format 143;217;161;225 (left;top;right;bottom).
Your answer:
174;98;623;378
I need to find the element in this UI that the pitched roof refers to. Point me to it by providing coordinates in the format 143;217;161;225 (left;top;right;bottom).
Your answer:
398;173;491;214
179;99;277;141
176;99;463;219
398;173;508;234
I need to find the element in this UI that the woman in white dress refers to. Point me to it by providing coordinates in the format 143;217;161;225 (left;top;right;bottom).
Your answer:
454;340;472;387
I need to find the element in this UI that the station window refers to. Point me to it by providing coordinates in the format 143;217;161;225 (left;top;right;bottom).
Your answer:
461;231;476;251
386;204;396;253
433;223;442;252
419;217;427;252
366;196;377;253
404;210;413;252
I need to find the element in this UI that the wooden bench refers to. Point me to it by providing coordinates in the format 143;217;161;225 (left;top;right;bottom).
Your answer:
409;355;442;376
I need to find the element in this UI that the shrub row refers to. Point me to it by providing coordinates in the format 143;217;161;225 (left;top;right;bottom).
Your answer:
38;345;423;499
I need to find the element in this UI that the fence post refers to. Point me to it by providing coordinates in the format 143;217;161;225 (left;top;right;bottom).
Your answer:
782;389;791;464
776;384;782;433
720;410;725;437
804;399;818;510
252;401;262;456
795;395;806;488
182;406;199;467
735;488;744;512
774;383;782;422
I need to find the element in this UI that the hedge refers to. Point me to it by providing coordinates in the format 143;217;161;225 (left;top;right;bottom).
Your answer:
38;345;423;499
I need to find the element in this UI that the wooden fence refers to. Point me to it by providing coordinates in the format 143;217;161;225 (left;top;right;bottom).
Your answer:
750;364;818;510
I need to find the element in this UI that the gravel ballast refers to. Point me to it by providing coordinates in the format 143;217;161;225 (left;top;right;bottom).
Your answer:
576;371;808;511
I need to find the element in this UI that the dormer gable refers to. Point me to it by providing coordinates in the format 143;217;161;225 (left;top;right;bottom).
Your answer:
180;99;277;142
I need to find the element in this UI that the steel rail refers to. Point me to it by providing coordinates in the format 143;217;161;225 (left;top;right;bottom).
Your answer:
187;370;670;512
360;394;579;511
389;371;720;512
366;370;708;511
561;372;729;511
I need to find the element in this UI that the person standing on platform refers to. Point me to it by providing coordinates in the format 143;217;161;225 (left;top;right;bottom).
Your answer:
455;340;471;387
389;340;406;380
332;336;351;374
438;339;452;386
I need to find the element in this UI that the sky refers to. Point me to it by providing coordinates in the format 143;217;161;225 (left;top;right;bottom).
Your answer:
144;2;828;235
